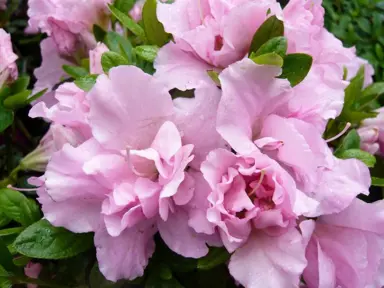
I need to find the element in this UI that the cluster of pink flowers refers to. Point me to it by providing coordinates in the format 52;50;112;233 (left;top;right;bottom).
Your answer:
24;0;384;287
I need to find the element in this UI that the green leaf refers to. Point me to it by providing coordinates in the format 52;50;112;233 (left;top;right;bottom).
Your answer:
334;129;361;156
357;18;371;33
253;36;287;58
135;45;159;62
207;70;220;86
0;238;15;273
340;110;378;123
108;4;146;41
197;247;231;270
114;0;136;13
0;213;11;229
251;52;284;67
104;31;135;62
337;149;376;167
25;88;48;105
0;277;11;288
0;105;13;132
0;265;9;278
249;15;284;56
93;24;107;42
62;65;88;79
279;53;313;86
74;75;98;92
344;66;365;109
9;76;30;95
0;227;24;237
142;0;170;46
101;51;130;73
13;255;31;267
0;189;41;226
362;82;384;98
371;177;384;187
3;90;32;109
13;219;93;259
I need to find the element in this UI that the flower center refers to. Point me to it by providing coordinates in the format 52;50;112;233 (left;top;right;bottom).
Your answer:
214;35;224;51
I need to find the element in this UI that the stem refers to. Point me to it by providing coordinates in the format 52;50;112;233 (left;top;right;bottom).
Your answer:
0;165;22;188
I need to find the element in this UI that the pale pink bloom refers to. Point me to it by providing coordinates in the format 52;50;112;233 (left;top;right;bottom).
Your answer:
228;227;309;288
27;0;111;55
358;107;384;155
31;38;71;106
29;82;91;138
303;199;384;288
21;124;85;172
89;43;109;75
24;262;42;288
201;148;313;252
217;59;370;216
36;66;222;281
0;29;18;87
283;0;372;131
155;0;282;90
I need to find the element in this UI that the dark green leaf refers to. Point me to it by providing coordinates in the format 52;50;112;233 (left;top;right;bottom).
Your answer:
363;82;384;98
25;88;48;104
0;227;24;237
13;255;31;267
9;76;30;95
108;4;146;41
101;51;130;73
207;70;220;86
279;53;313;86
74;75;98;92
337;149;376;167
371;177;384;187
334;129;360;155
62;65;88;79
253;36;287;57
357;18;371;33
251;52;284;67
142;0;170;46
0;105;13;132
197;247;230;270
114;0;136;13
105;31;134;62
13;219;93;259
135;45;159;62
344;66;365;109
0;277;11;288
249;16;284;55
0;213;11;228
3;90;32;109
0;189;40;226
0;238;15;273
340;110;378;123
93;24;107;42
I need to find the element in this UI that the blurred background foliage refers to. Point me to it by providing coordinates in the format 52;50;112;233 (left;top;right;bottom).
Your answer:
323;0;384;81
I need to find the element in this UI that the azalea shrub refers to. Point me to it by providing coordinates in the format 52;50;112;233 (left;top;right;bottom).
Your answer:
1;0;384;288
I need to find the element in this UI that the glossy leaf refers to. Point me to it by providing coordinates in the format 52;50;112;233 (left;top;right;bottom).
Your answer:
337;149;376;167
135;45;159;62
142;0;170;46
253;36;287;57
101;51;130;73
13;219;93;259
279;53;313;86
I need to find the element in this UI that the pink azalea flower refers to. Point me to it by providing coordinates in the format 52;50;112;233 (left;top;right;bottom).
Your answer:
303;199;384;288
35;66;223;281
0;0;6;10
24;262;42;288
89;42;109;75
155;0;282;90
216;59;370;216
0;29;18;87
358;107;384;155
129;0;145;22
283;0;373;131
31;38;71;106
29;82;91;138
27;0;111;55
21;124;85;172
